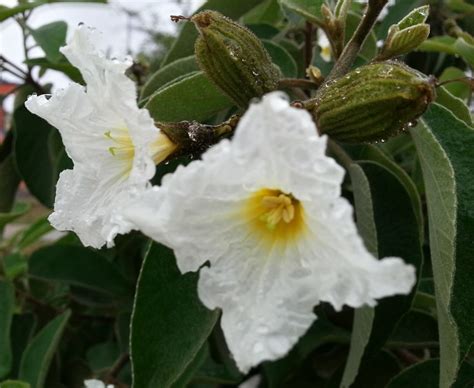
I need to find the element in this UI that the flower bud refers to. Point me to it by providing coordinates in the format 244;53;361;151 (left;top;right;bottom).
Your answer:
378;6;431;60
192;10;281;108
313;61;436;143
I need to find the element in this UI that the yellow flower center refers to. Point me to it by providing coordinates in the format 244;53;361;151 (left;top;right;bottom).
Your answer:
106;130;135;161
321;46;331;62
244;188;306;246
105;129;177;177
150;132;178;165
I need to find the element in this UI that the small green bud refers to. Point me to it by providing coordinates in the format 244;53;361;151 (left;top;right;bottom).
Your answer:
378;6;431;60
313;61;436;143
191;10;281;108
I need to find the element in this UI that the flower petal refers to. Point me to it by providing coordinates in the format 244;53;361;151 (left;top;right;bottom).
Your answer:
123;92;416;371
26;25;161;248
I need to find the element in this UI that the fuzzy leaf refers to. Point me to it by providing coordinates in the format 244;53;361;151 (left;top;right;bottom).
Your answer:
29;21;67;64
140;56;198;100
0;281;15;379
279;0;326;25
19;311;71;388
341;161;423;387
145;72;233;122
130;243;219;388
411;103;474;387
29;245;133;297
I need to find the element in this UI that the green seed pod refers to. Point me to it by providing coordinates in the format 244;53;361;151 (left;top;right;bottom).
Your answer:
192;10;281;108
313;61;436;143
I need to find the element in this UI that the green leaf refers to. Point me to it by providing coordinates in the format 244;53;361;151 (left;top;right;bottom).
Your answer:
0;133;21;213
29;21;67;64
3;253;28;280
0;281;15;379
130;243;219;388
345;144;424;242
447;0;474;13
0;3;41;22
140;56;198;100
145;72;233;122
436;86;473;126
454;37;474;67
381;24;430;59
0;381;31;388
242;0;283;26
0;202;30;231
418;36;458;55
0;0;105;21
397;5;430;30
10;314;37;378
439;67;471;102
264;317;350;387
0;155;20;214
86;341;120;372
418;35;474;67
341;161;423;388
23;57;82;83
377;0;423;38
263;40;297;78
162;0;263;66
247;23;280;39
279;39;305;77
16;217;54;250
14;105;72;208
387;359;474;388
170;343;209;388
19;310;71;388
342;351;401;388
388;311;438;347
29;245;133;297
278;0;326;25
411;103;474;387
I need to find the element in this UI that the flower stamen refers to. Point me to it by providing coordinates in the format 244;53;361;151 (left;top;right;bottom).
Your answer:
244;189;306;246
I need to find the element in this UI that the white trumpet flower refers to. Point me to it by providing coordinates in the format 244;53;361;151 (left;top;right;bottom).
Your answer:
317;30;332;62
123;92;416;372
25;25;176;248
84;380;114;388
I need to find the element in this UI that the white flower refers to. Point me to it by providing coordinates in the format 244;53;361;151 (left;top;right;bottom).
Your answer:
25;25;176;248
239;375;262;388
317;30;332;62
84;379;114;388
123;92;416;372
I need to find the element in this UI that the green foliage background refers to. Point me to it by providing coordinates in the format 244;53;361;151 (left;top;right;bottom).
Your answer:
0;0;474;387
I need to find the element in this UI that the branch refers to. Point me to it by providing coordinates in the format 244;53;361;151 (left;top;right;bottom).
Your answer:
324;0;388;83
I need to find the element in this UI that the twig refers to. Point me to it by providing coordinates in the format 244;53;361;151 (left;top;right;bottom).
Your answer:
304;21;314;69
170;15;190;23
437;76;474;89
323;0;389;85
106;353;130;380
0;55;29;76
16;12;33;76
394;348;422;366
0;64;26;81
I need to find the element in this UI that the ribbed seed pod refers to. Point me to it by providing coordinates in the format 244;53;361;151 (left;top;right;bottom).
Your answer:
192;10;281;108
313;61;436;143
